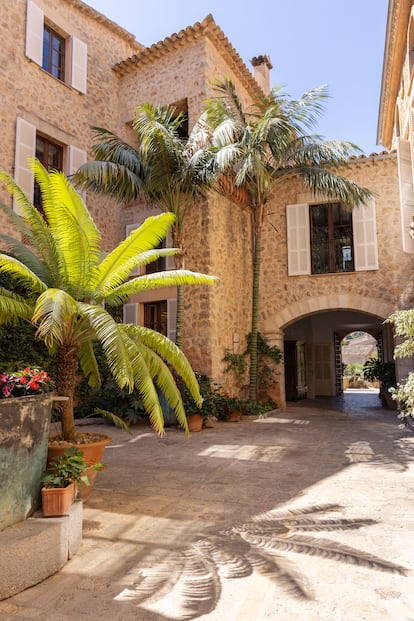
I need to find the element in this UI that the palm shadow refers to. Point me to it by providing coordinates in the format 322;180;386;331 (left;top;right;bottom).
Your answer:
115;503;407;620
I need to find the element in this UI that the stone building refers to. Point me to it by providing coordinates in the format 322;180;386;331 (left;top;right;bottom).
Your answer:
0;0;412;409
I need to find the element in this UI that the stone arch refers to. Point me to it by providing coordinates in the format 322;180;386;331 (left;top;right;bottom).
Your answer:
272;294;395;331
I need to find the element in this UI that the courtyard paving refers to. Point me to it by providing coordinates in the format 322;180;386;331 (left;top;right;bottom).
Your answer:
1;391;414;620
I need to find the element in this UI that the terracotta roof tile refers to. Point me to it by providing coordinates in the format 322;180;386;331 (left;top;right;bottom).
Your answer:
113;14;263;98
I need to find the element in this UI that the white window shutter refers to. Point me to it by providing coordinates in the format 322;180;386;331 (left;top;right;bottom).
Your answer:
123;303;137;324
396;137;414;253
352;198;378;271
126;224;142;276
167;299;177;343
70;36;87;93
286;203;311;275
14;117;36;213
67;145;87;175
165;230;175;270
25;0;43;66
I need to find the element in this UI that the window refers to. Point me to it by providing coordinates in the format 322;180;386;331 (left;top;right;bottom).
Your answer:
146;239;167;274
286;199;378;275
33;135;63;211
26;1;87;93
144;301;168;335
310;203;354;274
42;24;65;81
13;117;87;215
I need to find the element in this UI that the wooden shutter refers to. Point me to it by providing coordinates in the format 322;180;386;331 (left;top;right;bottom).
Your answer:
70;37;87;94
67;145;87;175
286;203;311;275
167;299;177;343
396;137;414;253
352;197;378;271
25;0;43;66
125;224;141;276
14;117;36;213
123;303;137;324
165;230;175;270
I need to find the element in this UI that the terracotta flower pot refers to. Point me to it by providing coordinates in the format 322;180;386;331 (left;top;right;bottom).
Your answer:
41;482;76;517
227;409;242;422
48;433;111;500
187;413;203;432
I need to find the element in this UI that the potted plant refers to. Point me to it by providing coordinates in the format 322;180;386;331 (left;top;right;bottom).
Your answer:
0;367;56;530
363;357;396;409
41;447;103;517
0;163;216;481
225;396;245;422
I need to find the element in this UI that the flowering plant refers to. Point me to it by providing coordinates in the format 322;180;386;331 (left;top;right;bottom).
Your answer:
0;367;53;399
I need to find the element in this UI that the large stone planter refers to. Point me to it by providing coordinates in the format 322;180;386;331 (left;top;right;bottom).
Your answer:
0;394;55;531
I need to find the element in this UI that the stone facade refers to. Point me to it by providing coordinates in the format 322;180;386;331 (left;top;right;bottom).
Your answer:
0;1;411;408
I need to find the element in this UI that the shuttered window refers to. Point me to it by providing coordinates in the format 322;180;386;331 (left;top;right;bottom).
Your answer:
287;200;378;275
25;0;87;93
396;137;414;253
14;116;87;212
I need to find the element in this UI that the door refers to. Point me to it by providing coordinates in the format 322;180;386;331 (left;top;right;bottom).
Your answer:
311;343;333;396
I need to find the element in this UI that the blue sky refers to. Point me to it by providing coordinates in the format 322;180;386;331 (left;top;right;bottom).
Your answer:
87;0;389;155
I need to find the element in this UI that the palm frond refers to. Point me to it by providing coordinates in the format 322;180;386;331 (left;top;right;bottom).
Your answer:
106;270;218;305
119;330;165;435
297;166;372;208
94;212;175;294
134;341;189;433
32;289;79;349
0;200;34;242
0;288;33;324
93;408;132;434
0;253;47;294
43;167;101;292
0;165;61;280
74;160;147;203
122;324;203;408
77;302;135;391
0;234;52;283
78;340;101;388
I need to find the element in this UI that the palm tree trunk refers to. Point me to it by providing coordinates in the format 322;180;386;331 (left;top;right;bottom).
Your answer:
55;343;79;442
175;284;184;348
249;229;261;402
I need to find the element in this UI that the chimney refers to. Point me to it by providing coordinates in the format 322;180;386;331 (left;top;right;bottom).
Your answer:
251;55;273;95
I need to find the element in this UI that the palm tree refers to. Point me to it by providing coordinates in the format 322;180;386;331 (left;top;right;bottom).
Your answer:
202;79;372;402
74;103;212;347
0;161;216;441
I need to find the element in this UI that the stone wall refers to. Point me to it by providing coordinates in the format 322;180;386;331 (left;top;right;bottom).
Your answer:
260;154;414;334
0;0;139;247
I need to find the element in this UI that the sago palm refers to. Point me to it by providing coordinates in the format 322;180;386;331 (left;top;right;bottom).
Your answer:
202;79;372;401
0;161;216;441
74;103;212;347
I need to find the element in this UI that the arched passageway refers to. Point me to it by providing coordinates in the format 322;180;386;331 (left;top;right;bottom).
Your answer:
267;294;399;409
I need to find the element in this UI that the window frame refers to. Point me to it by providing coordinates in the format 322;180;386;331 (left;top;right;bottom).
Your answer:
42;23;65;81
286;198;378;275
309;202;355;275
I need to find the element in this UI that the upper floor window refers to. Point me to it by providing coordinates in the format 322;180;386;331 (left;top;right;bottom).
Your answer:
286;198;378;276
34;135;63;211
13;116;87;216
145;239;167;274
42;25;65;81
26;0;87;93
310;203;354;274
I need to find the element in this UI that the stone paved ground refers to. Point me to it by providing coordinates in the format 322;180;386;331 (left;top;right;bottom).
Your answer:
1;391;414;620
